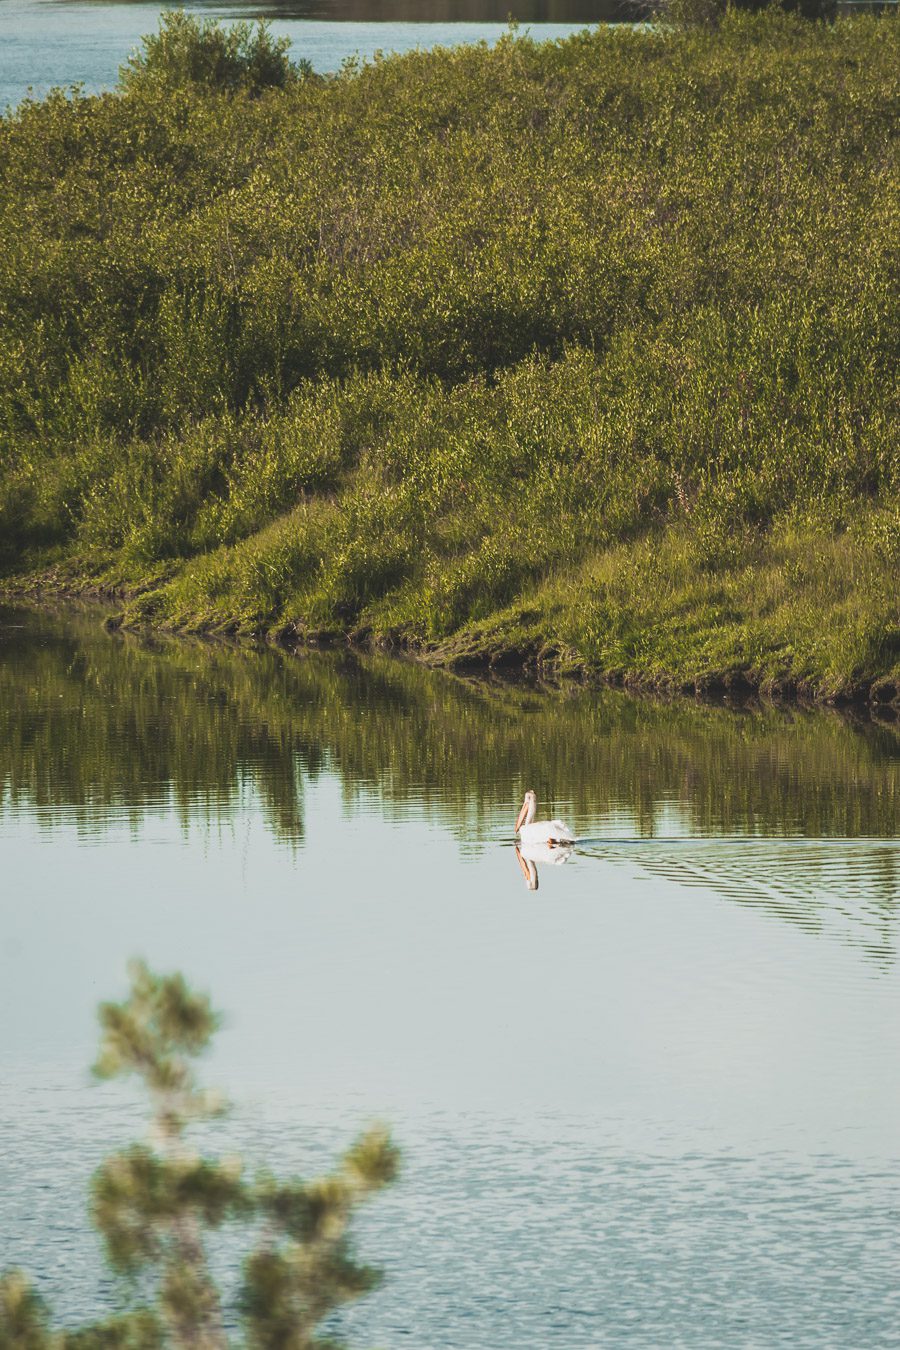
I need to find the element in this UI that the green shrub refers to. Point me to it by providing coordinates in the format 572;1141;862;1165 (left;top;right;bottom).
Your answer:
0;11;897;694
120;9;310;96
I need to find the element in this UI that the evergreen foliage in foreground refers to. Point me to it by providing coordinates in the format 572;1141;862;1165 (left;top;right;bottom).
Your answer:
0;11;897;697
0;962;398;1350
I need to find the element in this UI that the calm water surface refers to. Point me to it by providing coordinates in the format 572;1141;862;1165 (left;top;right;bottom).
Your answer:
0;0;614;111
1;605;899;1346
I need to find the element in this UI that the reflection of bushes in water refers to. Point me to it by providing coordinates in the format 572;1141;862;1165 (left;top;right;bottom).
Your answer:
0;606;897;846
0;13;898;695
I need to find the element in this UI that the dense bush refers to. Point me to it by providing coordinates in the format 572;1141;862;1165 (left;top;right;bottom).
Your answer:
120;9;311;94
0;11;897;695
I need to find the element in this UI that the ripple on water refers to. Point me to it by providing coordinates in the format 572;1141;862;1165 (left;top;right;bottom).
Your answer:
3;1100;900;1348
1;607;898;1347
577;837;900;967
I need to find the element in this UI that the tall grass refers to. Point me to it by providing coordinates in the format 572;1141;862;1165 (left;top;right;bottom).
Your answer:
0;11;897;697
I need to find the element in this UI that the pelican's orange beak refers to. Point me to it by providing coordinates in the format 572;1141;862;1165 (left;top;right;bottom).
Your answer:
514;799;528;833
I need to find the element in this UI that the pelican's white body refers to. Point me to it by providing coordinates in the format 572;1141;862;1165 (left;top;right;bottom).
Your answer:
514;791;575;847
519;819;575;846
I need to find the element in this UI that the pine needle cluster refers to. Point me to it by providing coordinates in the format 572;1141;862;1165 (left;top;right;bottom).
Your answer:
0;962;398;1350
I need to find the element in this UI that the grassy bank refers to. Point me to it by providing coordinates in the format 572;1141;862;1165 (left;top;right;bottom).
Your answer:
0;12;897;699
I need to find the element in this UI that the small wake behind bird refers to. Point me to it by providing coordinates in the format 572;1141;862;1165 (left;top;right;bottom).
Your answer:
510;791;900;894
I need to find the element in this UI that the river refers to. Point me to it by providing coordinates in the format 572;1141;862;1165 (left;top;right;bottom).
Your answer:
1;603;898;1345
0;0;624;112
2;0;884;112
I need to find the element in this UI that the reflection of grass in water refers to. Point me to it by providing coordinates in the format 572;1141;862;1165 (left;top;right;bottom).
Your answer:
0;604;897;851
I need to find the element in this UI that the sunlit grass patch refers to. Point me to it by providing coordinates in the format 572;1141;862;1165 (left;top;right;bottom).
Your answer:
1;11;897;698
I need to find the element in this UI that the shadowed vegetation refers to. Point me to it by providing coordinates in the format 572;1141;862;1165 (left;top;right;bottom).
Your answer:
0;11;897;698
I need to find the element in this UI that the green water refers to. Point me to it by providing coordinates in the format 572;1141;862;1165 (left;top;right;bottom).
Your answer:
3;602;898;842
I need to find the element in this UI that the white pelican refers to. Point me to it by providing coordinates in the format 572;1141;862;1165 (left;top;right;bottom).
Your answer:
514;790;575;848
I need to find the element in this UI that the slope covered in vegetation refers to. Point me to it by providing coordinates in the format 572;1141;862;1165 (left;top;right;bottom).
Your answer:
0;12;897;698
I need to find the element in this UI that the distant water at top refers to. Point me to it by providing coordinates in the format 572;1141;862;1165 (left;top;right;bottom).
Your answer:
0;0;632;111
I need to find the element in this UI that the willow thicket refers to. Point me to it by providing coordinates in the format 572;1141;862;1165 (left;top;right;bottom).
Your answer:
0;11;897;698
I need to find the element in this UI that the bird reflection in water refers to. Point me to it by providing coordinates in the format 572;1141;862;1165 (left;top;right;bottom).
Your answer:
515;840;574;890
